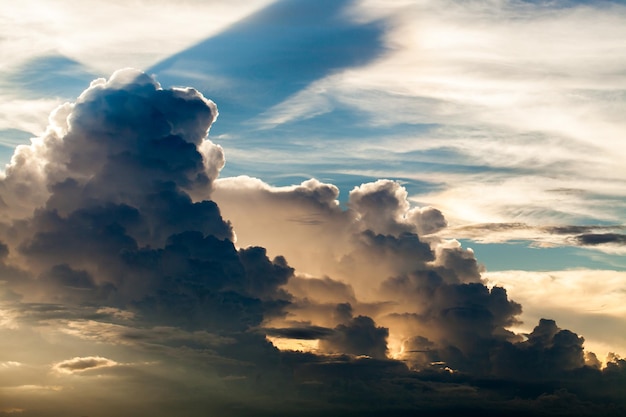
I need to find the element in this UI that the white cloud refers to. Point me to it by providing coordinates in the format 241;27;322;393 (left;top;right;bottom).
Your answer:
52;356;118;374
0;0;276;148
0;0;276;73
0;361;21;368
0;97;63;141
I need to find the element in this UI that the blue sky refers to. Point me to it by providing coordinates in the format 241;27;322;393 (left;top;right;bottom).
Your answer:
1;1;626;416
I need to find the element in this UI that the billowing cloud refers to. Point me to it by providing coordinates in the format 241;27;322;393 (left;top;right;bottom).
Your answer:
0;69;291;371
318;315;388;359
485;269;626;359
0;69;625;416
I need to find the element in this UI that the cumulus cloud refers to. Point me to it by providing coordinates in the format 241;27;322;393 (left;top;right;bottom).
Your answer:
318;315;389;359
0;70;293;382
212;167;620;395
0;69;625;416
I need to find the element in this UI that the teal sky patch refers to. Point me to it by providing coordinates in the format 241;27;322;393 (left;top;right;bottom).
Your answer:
461;239;626;272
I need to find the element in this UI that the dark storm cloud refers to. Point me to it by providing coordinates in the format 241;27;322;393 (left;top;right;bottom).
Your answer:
408;206;447;236
319;315;389;359
123;234;293;334
42;264;95;290
0;70;293;376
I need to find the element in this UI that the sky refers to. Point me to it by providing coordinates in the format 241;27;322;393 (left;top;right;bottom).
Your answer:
1;0;626;416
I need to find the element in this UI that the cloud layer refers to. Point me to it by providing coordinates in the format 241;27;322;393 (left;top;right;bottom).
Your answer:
0;69;625;417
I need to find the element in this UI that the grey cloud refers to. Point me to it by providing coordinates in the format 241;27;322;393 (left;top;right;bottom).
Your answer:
213;157;615;398
458;222;531;232
575;233;626;246
547;225;606;234
286;276;357;304
408;206;448;235
238;246;293;301
348;179;414;236
490;319;587;380
0;70;223;225
319;315;389;359
64;319;236;353
0;71;294;381
38;264;115;304
213;176;449;300
121;233;291;333
381;272;523;374
455;223;624;237
264;325;335;340
444;222;626;252
0;241;8;259
433;243;484;283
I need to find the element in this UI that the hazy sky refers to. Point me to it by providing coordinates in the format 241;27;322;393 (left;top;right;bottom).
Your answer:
1;1;626;416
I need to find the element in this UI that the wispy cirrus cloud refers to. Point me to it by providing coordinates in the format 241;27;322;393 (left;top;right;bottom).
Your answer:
250;0;626;249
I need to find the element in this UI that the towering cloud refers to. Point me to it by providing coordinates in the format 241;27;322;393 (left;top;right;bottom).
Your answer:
0;69;292;379
0;70;624;417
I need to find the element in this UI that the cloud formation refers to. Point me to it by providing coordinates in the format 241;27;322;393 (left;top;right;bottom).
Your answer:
53;356;118;374
0;69;624;416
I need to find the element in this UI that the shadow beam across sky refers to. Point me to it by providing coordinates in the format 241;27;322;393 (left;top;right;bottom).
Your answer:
149;0;388;133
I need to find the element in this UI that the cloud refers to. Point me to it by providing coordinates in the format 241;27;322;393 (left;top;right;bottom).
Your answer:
52;356;118;374
264;325;335;340
212;167;619;390
0;69;625;416
319;315;389;359
435;222;626;256
576;233;626;246
484;269;626;359
0;0;276;74
0;70;292;378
